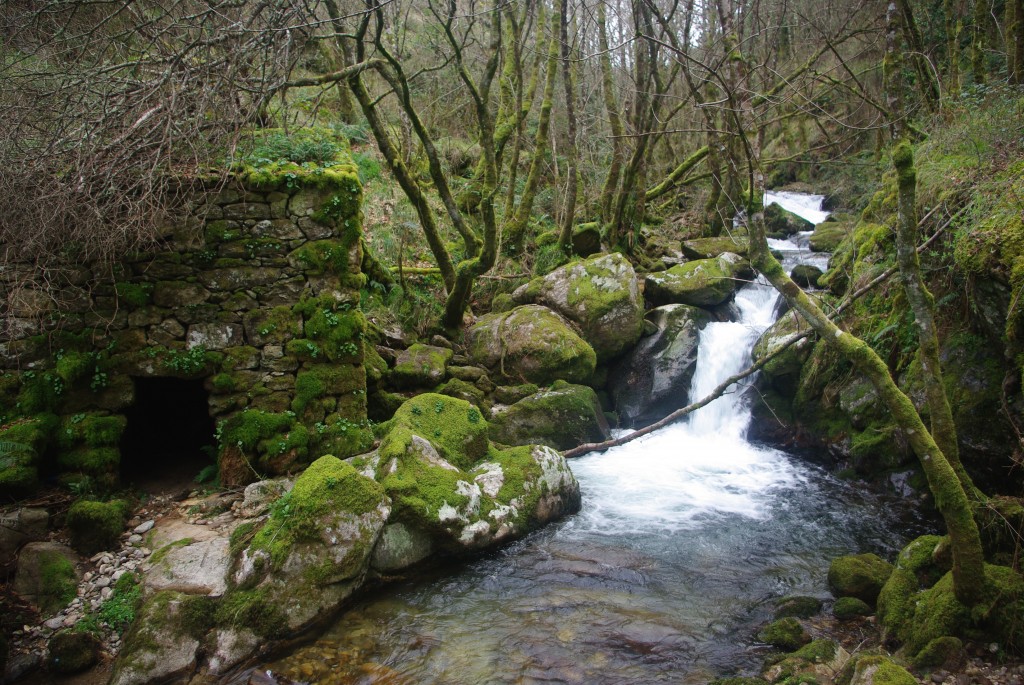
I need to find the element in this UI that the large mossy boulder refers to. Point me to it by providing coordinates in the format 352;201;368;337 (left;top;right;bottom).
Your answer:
388;343;453;389
464;304;596;385
751;310;815;393
643;252;750;308
608;304;712;425
757;617;811;651
229;455;391;635
47;631;100;674
489;381;610;450
680;236;749;260
350;393;581;563
512;252;644;362
827;553;893;606
13;542;79;615
809;219;853;252
764;203;814;237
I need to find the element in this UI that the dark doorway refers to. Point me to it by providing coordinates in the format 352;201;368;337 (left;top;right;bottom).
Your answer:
120;377;216;494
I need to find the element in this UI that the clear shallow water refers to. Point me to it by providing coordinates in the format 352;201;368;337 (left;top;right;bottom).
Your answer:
264;193;927;685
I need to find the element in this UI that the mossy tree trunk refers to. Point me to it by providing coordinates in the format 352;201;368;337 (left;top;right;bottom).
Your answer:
556;0;578;253
945;0;962;93
503;6;560;256
597;1;625;227
895;0;941;110
885;3;981;500
1008;0;1024;84
972;0;988;84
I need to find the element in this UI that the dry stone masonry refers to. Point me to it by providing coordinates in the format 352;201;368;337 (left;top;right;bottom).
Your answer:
0;137;371;493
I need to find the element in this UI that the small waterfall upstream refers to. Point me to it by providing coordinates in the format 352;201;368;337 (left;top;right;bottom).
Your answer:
265;193;927;685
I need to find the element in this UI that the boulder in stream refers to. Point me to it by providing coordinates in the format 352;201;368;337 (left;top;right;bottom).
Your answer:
350;393;581;566
608;304;712;425
643;252;751;308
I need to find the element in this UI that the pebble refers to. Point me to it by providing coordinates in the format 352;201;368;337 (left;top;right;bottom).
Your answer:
128;534;143;544
101;587;114;600
94;577;111;589
43;617;63;630
134;520;155;534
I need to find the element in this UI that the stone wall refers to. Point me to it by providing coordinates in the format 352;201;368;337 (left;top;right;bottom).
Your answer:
0;145;371;494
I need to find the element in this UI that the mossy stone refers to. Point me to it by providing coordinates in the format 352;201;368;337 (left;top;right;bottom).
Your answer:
912;636;964;671
827;553;893;606
757;617;811;651
389;344;453;389
809;221;852;252
488;381;611;451
848;656;917;685
643;253;750;307
680;236;749;259
47;631;100;674
774;596;824;619
383;393;489;471
465;305;596;386
66;499;129;555
833;596;872;620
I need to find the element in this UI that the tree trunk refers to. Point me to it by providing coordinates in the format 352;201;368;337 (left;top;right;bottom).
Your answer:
557;0;578;252
597;1;625;227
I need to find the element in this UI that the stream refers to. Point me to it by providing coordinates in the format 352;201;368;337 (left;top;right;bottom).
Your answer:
263;192;928;685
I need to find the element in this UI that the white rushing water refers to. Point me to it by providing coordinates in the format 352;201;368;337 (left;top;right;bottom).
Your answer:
765;189;830;225
572;190;831;537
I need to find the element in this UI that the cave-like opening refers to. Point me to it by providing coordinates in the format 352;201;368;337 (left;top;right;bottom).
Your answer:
119;377;216;493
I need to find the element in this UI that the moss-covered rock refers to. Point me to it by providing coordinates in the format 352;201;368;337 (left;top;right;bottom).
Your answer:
877;536;950;640
912;636;964;671
512;253;644;362
111;590;200;685
389;344;453;389
350;395;581;560
12;542;79;615
757;617;811;651
847;655;917;685
809;220;853;252
753;310;815;391
47;631;100;674
774;596;824;619
791;265;823;289
833;596;873;620
827;553;893;606
764;203;814;238
230;455;390;637
643;252;751;307
680;236;749;260
608;304;712;426
464;305;596;385
66;499;129;555
488;381;610;450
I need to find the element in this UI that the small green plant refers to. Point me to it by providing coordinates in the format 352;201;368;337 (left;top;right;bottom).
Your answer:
244;132;343;166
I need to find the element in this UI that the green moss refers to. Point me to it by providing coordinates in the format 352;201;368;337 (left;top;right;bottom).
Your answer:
38;551;77;614
792;639;838;663
47;630;99;674
66;499;129;555
57;446;119;474
178;595;217;640
248;456;384;568
912;636;963;670
293;365;362;415
827;553;893;606
850;656;917;685
833;596;873;620
757;617;811;651
294;295;365;362
381;394;489;471
774;596;824;619
214;588;287;638
114;282;153;308
58;414;126;449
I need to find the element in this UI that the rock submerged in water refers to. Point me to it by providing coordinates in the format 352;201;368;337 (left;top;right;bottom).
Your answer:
512;252;644;362
464;304;596;385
